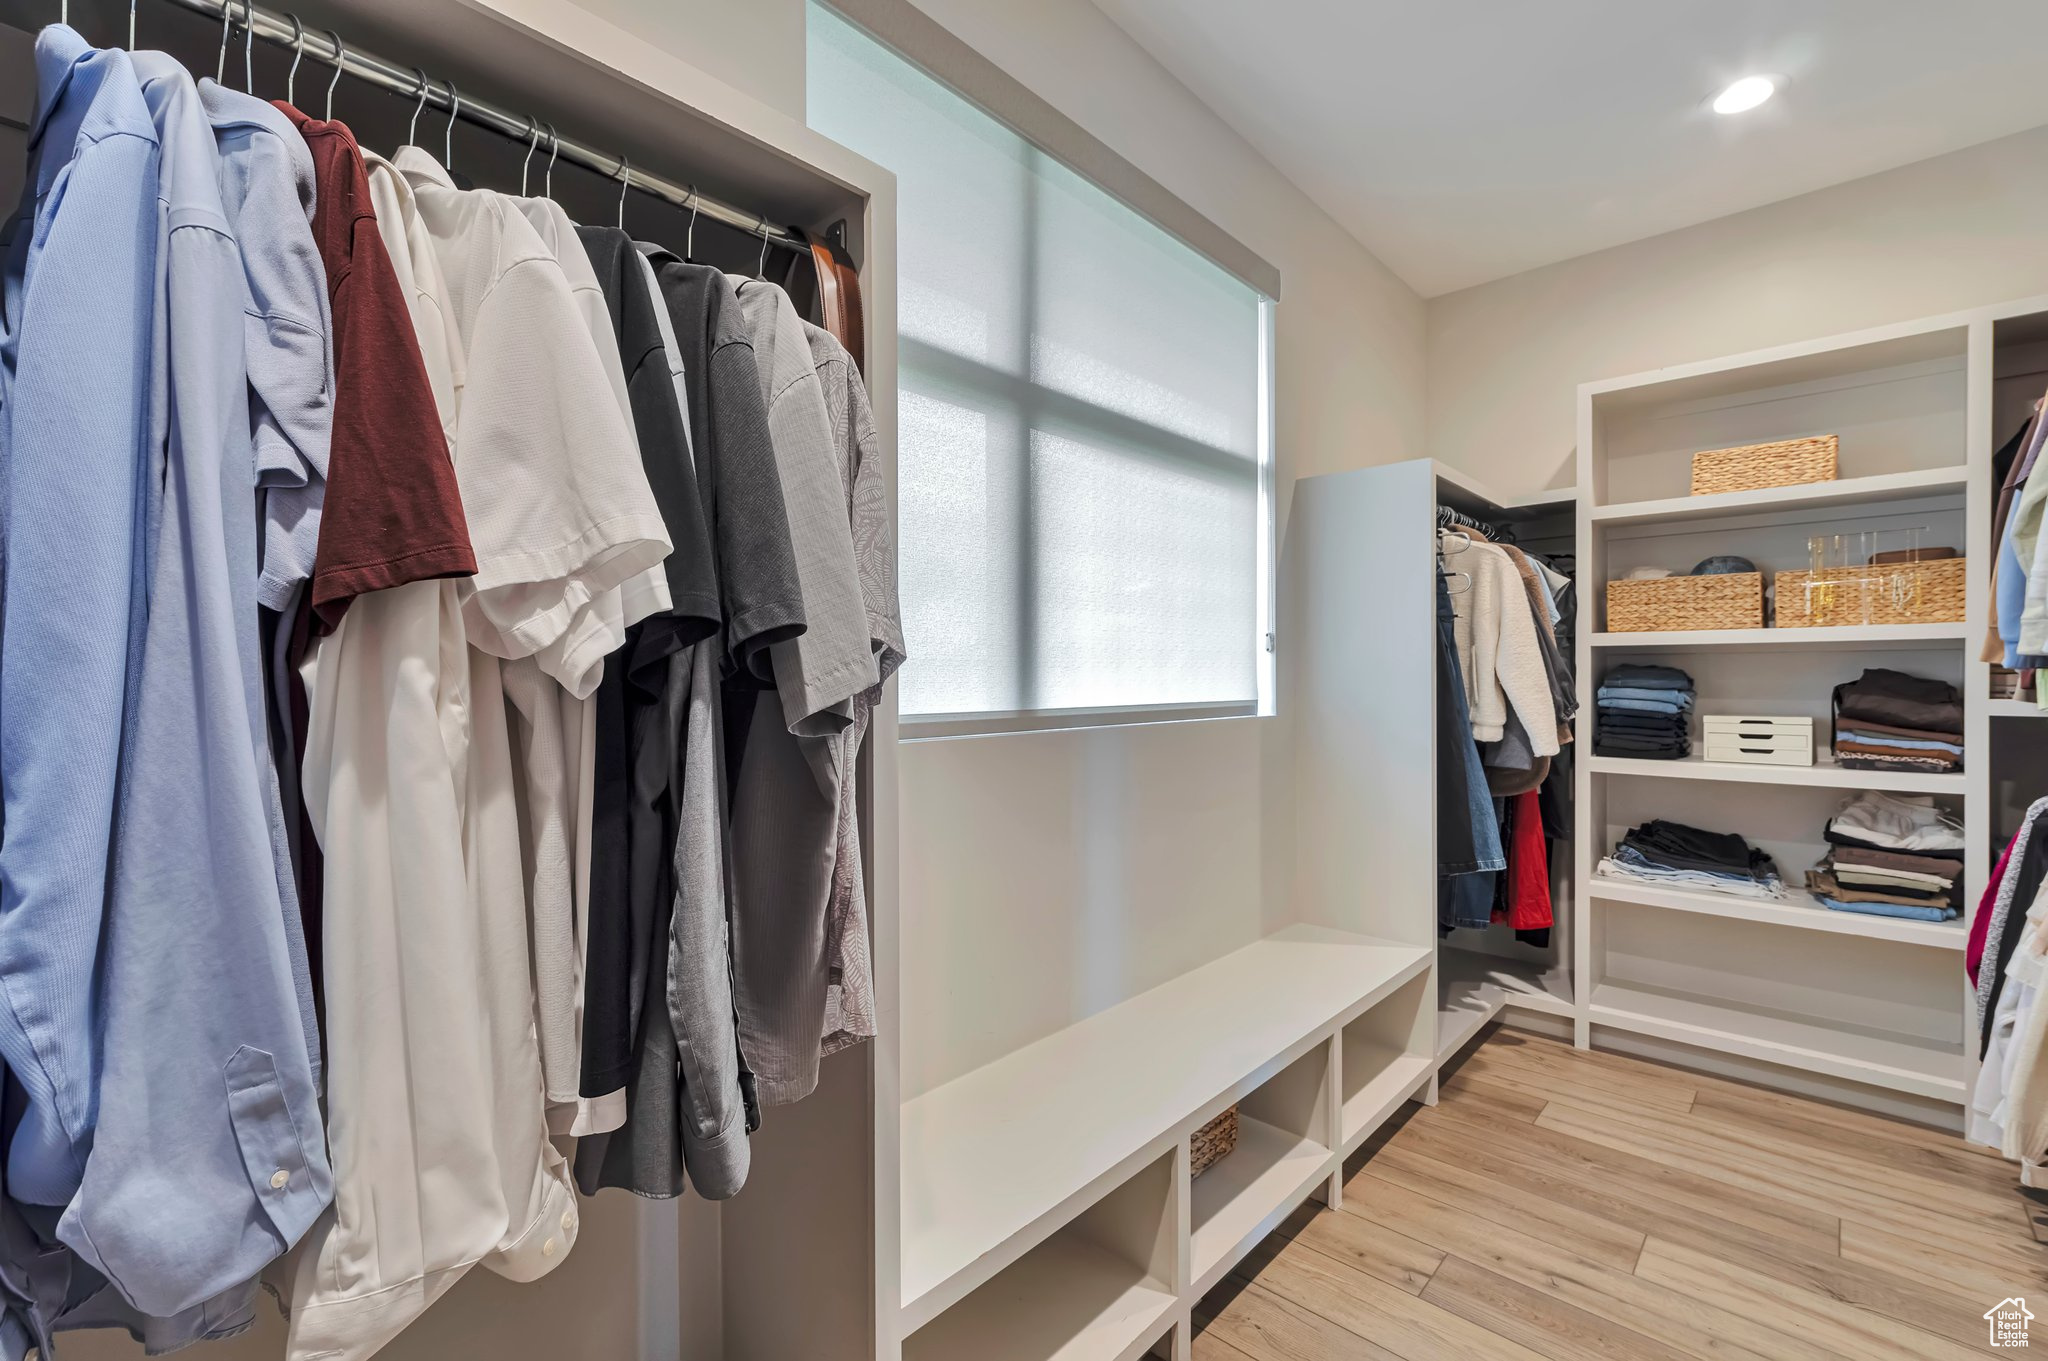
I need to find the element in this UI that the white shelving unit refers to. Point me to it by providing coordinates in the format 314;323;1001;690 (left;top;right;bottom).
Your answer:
1586;875;1966;950
897;927;1434;1356
1566;304;2026;1127
1587;751;1969;794
1991;698;2042;719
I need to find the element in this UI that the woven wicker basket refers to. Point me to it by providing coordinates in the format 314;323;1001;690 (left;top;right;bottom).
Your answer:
1190;1107;1238;1178
1606;573;1764;633
1775;557;1966;628
1690;435;1838;496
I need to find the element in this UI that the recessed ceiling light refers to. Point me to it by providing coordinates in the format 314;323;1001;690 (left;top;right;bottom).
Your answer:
1712;75;1776;115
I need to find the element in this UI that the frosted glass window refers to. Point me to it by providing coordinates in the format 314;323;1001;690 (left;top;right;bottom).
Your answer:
809;3;1268;721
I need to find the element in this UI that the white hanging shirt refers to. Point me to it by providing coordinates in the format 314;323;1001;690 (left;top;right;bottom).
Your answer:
284;149;588;1361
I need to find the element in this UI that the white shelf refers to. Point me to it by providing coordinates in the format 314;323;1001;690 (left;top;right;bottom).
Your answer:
1587;981;1967;1102
1588;751;1965;795
1189;1116;1331;1296
1591;622;1971;652
1338;1050;1434;1152
897;925;1431;1329
1991;698;2043;718
1590;466;1968;527
1587;875;1964;950
901;1235;1178;1361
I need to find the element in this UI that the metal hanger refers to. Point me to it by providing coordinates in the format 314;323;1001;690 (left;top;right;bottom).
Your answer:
756;218;770;277
242;0;255;92
127;0;136;49
408;69;429;145
324;31;344;120
284;15;304;104
544;125;559;198
442;82;460;167
216;0;233;82
520;116;539;197
614;155;629;229
685;187;699;259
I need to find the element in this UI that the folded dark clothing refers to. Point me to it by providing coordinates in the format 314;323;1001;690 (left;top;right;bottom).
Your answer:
1598;711;1689;730
1598;742;1688;757
1626;819;1762;871
1825;825;1965;861
1829;844;1962;880
1595;743;1691;761
1834;668;1963;736
1600;664;1694;691
1595;731;1688;748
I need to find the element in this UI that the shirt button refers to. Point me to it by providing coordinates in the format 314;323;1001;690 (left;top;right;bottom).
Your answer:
561;1211;575;1232
269;1169;290;1190
542;1237;556;1257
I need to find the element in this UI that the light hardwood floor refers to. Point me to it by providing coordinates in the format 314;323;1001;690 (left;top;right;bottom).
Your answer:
1194;1026;2048;1360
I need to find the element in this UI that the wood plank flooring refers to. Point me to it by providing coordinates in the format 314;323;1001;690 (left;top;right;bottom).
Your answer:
1194;1026;2048;1360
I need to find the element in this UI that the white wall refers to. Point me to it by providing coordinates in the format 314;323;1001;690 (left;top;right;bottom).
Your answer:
1427;123;2048;497
892;0;1425;1100
571;0;807;118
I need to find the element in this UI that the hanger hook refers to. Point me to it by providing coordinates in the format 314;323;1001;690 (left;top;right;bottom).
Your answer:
545;125;559;198
409;68;429;145
685;186;699;258
243;0;255;92
217;0;233;83
520;116;539;197
443;81;461;167
615;155;630;230
285;15;304;103
324;31;344;120
757;218;771;277
127;0;137;48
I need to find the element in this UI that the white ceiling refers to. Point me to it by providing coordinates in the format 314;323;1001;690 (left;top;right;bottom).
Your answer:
1089;0;2048;297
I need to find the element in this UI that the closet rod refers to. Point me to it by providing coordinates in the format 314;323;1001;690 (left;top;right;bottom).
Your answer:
149;0;811;250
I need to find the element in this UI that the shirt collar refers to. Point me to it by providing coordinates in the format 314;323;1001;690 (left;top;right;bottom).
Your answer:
393;144;455;190
26;24;93;153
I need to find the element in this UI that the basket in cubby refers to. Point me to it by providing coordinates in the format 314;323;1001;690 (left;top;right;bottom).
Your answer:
1690;435;1838;496
1190;1106;1238;1177
1774;557;1965;628
1605;572;1765;632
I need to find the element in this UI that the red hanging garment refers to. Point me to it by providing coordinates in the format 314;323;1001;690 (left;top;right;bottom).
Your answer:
1507;788;1553;931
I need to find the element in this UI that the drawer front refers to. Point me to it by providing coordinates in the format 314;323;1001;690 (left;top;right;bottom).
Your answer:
1704;738;1814;766
1703;716;1814;737
1701;729;1811;752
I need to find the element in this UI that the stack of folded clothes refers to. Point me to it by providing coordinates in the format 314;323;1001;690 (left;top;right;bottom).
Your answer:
1594;664;1694;760
1596;819;1785;899
1805;790;1966;923
1831;668;1963;774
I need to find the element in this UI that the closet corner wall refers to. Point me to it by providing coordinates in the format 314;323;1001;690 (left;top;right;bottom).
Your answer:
1285;458;1579;1083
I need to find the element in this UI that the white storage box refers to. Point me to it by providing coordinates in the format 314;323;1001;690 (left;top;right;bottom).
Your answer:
1703;715;1814;767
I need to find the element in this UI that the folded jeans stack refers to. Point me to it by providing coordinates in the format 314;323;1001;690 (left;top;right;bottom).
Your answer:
1594;664;1694;760
1832;668;1963;775
1596;819;1785;900
1809;791;1966;922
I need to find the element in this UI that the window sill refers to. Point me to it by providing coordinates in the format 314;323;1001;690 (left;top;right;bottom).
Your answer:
899;701;1260;742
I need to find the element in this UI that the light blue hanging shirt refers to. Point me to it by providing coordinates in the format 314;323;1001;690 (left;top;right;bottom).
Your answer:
200;76;330;1087
56;52;332;1321
0;23;158;1211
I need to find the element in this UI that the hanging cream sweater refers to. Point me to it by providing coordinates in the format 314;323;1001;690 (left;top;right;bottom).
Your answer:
1448;538;1560;757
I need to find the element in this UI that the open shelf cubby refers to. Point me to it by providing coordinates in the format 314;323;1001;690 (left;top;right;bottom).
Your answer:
902;1150;1179;1361
1338;972;1433;1152
1189;1043;1334;1296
